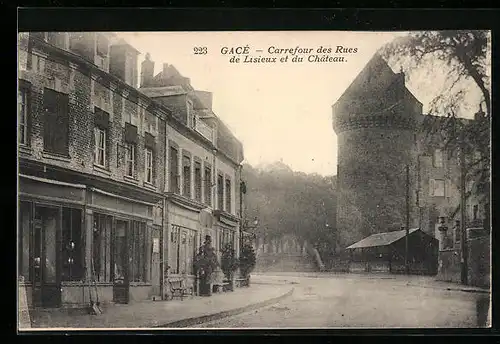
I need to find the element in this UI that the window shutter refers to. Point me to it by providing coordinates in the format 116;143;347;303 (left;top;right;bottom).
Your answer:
94;108;110;129
124;122;138;144
429;179;435;196
144;132;155;150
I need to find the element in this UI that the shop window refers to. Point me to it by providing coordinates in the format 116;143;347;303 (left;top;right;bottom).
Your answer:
62;208;84;281
217;174;224;210
194;161;202;202
225;177;232;213
219;228;235;251
130;221;148;283
204;165;212;206
94;127;107;168
145;148;154;184
126;143;136;177
182;155;191;198
169;146;179;193
43;88;69;156
18;87;29;145
93;213;113;282
18;201;31;281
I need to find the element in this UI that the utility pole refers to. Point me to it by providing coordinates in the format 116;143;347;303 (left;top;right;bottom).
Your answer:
405;164;410;275
460;133;468;285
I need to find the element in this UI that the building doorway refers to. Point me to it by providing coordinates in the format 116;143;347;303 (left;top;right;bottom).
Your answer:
32;206;61;308
113;219;129;304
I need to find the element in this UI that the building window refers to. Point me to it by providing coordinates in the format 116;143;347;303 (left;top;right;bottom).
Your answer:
43;88;69;156
61;208;84;281
169;146;179;193
18;201;31;282
93;213;113;282
183;155;192;198
18;87;29;145
225;178;232;213
145;148;154;184
126;143;136;177
204;165;212;206
194;161;202;202
94;127;107;167
217;174;224;210
433;148;444;168
130;221;148;283
429;179;445;197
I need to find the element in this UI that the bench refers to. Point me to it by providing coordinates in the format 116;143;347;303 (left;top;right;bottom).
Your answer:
235;277;249;287
212;280;230;293
167;277;194;301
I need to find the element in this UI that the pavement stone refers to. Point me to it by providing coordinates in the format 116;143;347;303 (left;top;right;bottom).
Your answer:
24;284;293;330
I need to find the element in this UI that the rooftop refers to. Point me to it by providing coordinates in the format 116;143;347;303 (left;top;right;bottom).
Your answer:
346;228;420;250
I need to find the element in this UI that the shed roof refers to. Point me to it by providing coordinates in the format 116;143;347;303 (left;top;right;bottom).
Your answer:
346;228;420;250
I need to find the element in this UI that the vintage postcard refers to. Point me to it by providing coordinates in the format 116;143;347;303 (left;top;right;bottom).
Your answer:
17;30;491;331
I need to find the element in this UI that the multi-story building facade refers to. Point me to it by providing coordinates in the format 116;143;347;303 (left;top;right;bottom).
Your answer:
139;57;244;287
17;32;244;308
332;53;490;284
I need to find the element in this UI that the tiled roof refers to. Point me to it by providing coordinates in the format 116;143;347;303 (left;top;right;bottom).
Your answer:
346;228;420;249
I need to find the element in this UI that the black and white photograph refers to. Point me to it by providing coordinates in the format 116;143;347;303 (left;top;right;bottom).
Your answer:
17;28;491;330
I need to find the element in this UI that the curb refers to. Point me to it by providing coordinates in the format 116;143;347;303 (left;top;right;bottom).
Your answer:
406;283;490;294
157;287;294;328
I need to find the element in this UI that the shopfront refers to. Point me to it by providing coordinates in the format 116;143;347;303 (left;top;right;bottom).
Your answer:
18;174;86;308
86;187;158;304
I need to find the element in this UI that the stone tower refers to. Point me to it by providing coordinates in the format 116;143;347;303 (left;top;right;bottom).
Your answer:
332;53;422;248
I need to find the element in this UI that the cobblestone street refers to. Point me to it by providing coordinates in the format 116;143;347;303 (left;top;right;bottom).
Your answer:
197;273;490;328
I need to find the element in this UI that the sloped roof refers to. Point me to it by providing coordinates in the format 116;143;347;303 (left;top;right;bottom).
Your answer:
139;85;187;98
334;53;398;106
346;228;420;250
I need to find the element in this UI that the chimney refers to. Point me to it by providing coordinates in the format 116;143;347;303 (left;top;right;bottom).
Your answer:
162;63;169;78
140;53;154;88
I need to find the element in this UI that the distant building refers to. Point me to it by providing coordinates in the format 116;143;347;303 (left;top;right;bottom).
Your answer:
332;53;490;285
17;32;244;309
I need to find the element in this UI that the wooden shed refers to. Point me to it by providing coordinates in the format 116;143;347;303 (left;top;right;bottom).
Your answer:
346;228;438;275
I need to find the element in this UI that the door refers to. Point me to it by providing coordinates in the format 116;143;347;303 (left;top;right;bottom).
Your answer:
32;206;61;308
113;219;129;304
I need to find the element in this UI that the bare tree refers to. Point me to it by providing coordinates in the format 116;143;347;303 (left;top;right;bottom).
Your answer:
380;30;491;206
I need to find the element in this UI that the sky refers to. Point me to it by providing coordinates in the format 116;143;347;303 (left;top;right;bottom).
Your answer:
117;31;484;177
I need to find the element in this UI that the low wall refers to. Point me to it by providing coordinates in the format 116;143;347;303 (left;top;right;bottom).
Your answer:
436;248;462;283
437;235;490;288
467;236;490;288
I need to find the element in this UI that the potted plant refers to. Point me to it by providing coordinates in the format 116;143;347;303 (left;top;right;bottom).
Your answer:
220;243;239;291
194;235;219;296
239;243;256;287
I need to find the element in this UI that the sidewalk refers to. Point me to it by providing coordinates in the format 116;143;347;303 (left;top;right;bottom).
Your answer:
24;284;293;330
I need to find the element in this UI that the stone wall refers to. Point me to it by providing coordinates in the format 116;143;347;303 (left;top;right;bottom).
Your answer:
467;236;490;288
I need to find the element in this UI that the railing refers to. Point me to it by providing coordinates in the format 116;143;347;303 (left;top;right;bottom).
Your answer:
195;119;214;143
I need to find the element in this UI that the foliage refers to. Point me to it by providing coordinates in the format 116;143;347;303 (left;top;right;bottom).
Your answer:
379;30;491;206
379;30;490;118
220;243;239;280
193;237;219;278
239;243;256;278
242;162;337;250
